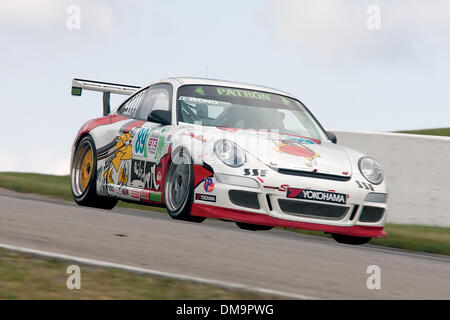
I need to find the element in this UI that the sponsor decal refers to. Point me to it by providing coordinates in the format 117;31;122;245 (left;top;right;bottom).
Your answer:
154;129;167;160
122;188;129;196
287;188;347;204
263;184;290;191
130;159;161;190
131;189;140;199
283;136;320;145
179;96;219;105
195;86;205;96
102;131;135;187
139;190;161;202
243;169;267;177
274;140;320;168
149;193;162;202
356;180;374;191
203;177;214;192
195;193;216;202
140;190;151;201
216;88;271;101
147;130;160;158
156;167;162;186
282;97;291;106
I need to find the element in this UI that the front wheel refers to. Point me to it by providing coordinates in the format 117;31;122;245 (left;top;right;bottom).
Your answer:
71;135;117;210
164;148;205;223
331;233;371;245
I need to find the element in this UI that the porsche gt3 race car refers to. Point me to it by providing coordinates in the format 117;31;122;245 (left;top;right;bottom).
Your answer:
70;77;387;245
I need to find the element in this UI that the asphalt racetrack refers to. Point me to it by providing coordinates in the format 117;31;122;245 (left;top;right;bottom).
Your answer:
0;188;448;299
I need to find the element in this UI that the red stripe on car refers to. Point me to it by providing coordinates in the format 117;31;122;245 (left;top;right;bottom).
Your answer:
191;203;386;238
193;165;214;188
74;114;128;144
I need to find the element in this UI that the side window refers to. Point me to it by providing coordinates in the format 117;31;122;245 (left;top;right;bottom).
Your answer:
135;84;172;121
117;90;146;118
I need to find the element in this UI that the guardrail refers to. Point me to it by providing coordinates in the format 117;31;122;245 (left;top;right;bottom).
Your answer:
334;131;450;227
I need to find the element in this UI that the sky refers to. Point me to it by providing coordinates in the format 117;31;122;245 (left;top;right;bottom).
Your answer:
0;0;449;175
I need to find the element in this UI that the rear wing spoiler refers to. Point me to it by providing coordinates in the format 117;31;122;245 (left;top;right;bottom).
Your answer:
71;78;141;116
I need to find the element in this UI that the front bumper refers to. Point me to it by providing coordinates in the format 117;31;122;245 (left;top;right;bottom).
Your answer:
192;171;387;238
191;203;386;238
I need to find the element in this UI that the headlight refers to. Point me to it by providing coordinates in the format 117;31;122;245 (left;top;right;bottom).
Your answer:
214;139;246;167
358;157;384;185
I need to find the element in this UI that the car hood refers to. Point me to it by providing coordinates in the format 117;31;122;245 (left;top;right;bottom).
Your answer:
199;127;353;178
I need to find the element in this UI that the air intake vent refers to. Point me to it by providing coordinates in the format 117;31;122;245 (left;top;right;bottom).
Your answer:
271;167;351;181
359;206;385;223
229;190;260;209
278;199;349;220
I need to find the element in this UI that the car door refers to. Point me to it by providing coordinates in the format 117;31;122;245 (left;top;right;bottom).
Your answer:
127;83;173;201
95;89;147;196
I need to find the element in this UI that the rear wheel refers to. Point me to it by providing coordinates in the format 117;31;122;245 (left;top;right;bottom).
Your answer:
235;222;273;231
71;135;117;210
331;233;371;245
164;148;205;223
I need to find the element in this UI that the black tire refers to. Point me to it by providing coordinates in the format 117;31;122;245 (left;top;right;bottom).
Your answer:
164;148;205;223
235;222;273;231
331;233;371;245
71;135;118;210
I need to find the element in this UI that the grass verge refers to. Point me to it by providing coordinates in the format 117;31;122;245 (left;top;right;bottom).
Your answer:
0;248;273;299
1;172;449;256
397;127;450;137
0;172;165;212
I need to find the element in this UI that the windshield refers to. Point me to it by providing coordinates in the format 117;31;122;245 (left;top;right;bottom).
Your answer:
177;85;328;140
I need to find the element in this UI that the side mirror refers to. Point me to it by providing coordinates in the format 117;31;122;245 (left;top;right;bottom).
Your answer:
327;131;337;144
148;110;171;125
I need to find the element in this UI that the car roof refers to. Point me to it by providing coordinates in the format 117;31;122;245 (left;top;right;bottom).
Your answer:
159;77;296;98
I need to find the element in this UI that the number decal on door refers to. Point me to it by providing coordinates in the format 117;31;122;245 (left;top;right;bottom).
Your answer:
135;128;150;156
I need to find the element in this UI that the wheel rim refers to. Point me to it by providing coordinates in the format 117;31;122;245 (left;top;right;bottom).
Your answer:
80;148;93;191
165;153;191;212
72;140;94;197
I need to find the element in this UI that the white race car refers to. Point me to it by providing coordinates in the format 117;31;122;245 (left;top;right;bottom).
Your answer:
70;77;387;245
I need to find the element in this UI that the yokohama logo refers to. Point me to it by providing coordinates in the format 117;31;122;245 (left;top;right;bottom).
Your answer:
195;193;216;202
287;188;346;204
